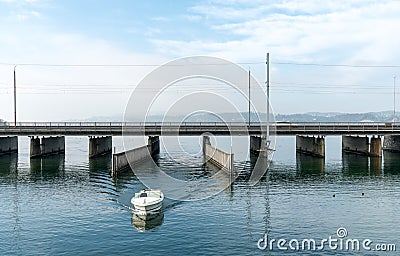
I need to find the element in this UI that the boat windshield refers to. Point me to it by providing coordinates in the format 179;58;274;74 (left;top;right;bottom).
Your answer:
140;193;147;198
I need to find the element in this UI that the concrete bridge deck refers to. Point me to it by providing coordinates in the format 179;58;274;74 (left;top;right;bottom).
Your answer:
1;122;400;136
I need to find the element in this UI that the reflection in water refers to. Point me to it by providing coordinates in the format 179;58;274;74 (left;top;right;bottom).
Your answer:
342;153;369;176
249;153;270;180
383;151;400;175
296;153;325;176
30;154;65;178
369;157;382;175
132;212;164;232
0;153;18;176
203;161;233;196
89;154;112;173
0;153;20;248
88;154;118;197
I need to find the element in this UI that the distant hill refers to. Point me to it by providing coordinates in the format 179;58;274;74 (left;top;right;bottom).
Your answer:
275;111;396;122
81;111;398;123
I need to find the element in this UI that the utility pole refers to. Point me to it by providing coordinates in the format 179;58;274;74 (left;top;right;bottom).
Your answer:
14;65;17;126
266;53;270;143
394;75;396;122
248;68;251;126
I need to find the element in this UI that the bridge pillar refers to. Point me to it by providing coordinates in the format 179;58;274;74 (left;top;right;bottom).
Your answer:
342;135;369;156
30;136;65;158
89;136;112;158
369;136;382;157
148;136;160;156
383;135;400;153
0;136;18;156
203;135;210;155
250;136;268;157
296;135;325;158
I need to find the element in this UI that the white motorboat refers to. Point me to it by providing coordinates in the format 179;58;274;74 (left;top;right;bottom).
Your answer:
131;189;164;216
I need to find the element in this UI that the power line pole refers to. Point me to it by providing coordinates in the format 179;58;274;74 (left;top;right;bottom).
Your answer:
14;65;17;126
394;75;397;122
266;53;270;143
248;68;251;126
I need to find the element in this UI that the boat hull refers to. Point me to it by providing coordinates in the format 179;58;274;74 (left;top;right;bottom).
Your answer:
133;201;163;216
131;190;164;216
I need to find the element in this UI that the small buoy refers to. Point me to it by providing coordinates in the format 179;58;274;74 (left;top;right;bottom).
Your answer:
333;194;336;197
362;192;364;196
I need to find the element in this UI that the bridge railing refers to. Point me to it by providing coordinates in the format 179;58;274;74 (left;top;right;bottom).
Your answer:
1;121;400;128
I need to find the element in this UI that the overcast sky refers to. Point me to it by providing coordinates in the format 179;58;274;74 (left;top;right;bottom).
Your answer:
1;0;400;121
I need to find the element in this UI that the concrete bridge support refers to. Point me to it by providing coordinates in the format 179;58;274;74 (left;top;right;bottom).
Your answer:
30;136;65;158
89;136;112;158
148;136;160;156
369;136;382;157
296;135;325;158
0;136;18;155
342;135;382;157
203;136;234;181
383;135;400;153
342;136;369;156
111;136;160;177
250;136;268;157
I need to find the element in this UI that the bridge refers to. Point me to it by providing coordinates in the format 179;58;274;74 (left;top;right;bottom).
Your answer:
1;121;400;136
2;121;400;176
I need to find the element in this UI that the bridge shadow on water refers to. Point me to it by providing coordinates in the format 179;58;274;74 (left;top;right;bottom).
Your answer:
29;154;65;179
383;151;400;175
295;153;325;177
342;153;384;176
0;153;18;180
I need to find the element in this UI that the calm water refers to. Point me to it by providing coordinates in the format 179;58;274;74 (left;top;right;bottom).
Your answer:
1;136;399;255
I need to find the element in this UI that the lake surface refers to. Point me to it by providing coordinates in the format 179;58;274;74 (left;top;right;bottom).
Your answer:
0;136;399;255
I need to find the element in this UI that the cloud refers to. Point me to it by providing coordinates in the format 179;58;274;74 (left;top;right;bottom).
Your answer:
151;16;169;22
13;10;41;21
154;0;400;64
182;14;202;22
150;0;400;113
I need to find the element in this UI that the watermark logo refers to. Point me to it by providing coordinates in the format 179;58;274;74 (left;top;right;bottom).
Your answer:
257;227;396;252
123;56;276;201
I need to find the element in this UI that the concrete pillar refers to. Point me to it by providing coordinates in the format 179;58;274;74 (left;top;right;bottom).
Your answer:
30;137;41;158
203;136;210;155
342;135;369;156
369;136;382;157
148;136;160;156
250;136;261;155
30;136;65;158
250;136;268;156
296;135;325;158
89;136;112;158
383;135;400;152
0;136;18;155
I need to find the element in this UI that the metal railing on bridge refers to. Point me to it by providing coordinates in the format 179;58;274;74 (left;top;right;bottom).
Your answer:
1;121;400;136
